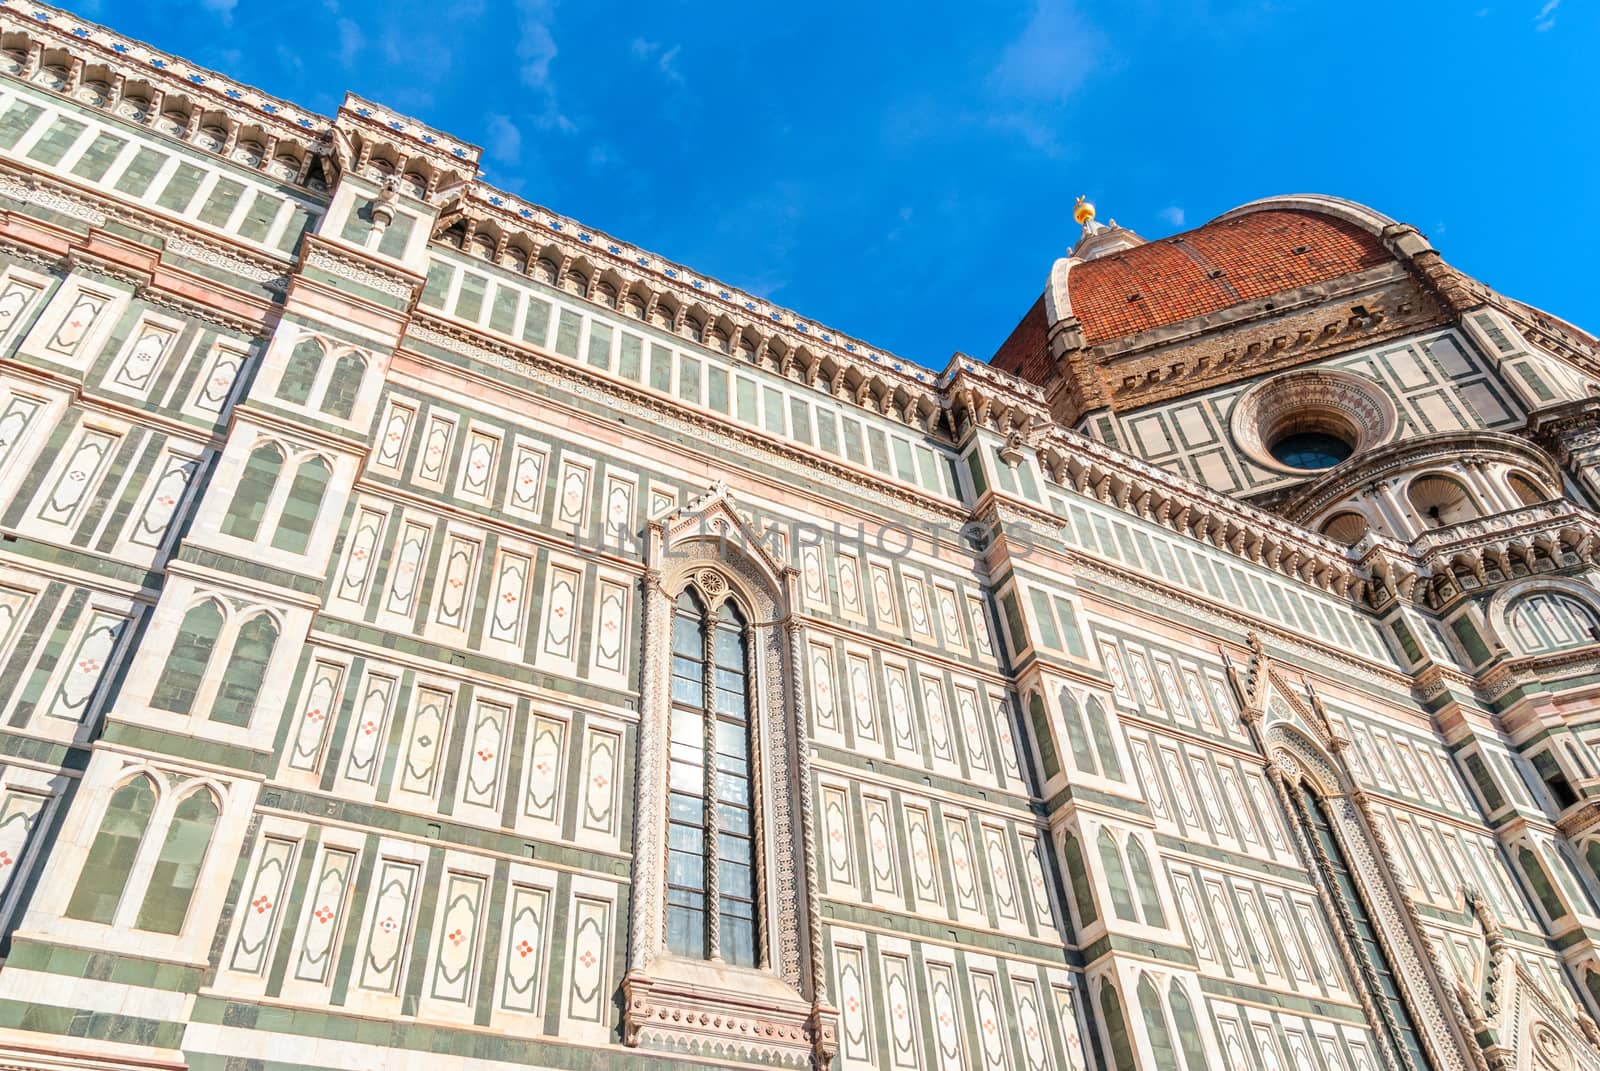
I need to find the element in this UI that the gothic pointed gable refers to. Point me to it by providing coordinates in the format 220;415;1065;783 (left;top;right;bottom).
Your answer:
1488;960;1600;1071
651;480;794;598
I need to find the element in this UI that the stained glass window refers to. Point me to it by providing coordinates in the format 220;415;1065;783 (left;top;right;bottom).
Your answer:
664;586;760;967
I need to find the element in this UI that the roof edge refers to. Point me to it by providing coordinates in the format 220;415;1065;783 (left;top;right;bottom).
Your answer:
1211;194;1407;242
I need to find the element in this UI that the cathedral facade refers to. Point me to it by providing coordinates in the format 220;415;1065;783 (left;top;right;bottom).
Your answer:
0;6;1597;1071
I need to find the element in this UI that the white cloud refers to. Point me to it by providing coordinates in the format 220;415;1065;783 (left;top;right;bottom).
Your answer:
515;0;558;87
335;18;364;68
199;0;238;21
1160;206;1186;228
513;0;575;132
974;2;1107;156
989;1;1106;104
630;38;684;84
486;114;523;165
1536;0;1559;30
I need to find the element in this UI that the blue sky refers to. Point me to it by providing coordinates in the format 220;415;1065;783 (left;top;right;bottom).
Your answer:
52;0;1600;370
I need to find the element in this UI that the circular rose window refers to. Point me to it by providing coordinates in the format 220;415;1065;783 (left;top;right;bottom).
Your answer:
1231;369;1395;475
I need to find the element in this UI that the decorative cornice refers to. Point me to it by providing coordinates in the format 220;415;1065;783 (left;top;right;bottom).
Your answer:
1035;422;1365;600
0;1;333;191
401;315;964;525
452;184;944;405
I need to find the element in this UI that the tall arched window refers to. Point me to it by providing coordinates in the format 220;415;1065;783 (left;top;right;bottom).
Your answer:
1168;981;1208;1070
666;589;759;966
1137;975;1178;1070
211;612;278;727
319;352;366;419
65;776;156;924
134;788;219;934
1293;782;1432;1071
153;601;224;714
277;338;322;405
271;456;330;554
222;444;282;541
1099;983;1138;1071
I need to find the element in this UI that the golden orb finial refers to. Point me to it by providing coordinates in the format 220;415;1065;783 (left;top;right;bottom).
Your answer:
1073;195;1096;227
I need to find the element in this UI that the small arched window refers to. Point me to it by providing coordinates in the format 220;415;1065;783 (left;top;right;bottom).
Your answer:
665;588;760;965
1060;831;1097;927
1407;473;1477;528
1084;695;1124;779
134;789;219;934
1098;828;1137;922
222;443;283;541
319;352;365;420
1126;837;1166;926
277;338;323;406
1059;686;1097;774
211;612;278;727
1507;471;1547;506
1026;693;1061;781
271;456;331;554
153;601;224;714
1320;510;1371;547
1518;844;1569;923
65;776;156;924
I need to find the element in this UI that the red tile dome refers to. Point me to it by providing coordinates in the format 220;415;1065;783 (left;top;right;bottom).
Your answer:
991;204;1399;384
1071;209;1393;345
